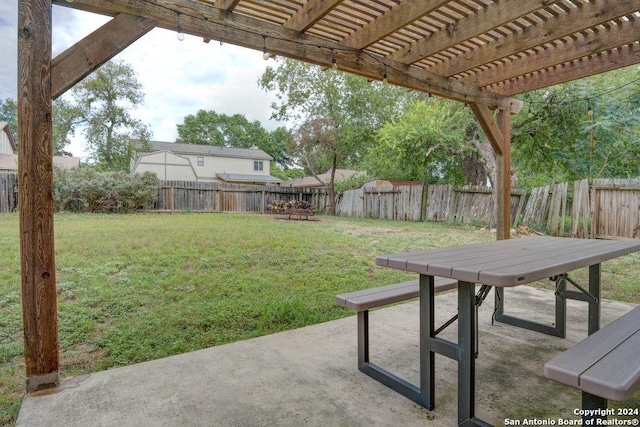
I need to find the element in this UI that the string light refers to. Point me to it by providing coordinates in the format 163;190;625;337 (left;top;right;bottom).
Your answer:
262;36;270;60
176;13;185;41
428;85;432;98
382;64;388;84
331;49;338;70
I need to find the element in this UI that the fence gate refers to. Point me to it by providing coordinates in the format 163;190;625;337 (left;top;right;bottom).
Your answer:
591;179;640;239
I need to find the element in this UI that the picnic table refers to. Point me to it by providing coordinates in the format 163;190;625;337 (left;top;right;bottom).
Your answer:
374;236;640;426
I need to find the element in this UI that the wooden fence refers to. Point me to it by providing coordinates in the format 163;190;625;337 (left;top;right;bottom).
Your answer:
572;178;640;239
517;178;639;239
153;181;329;213
337;184;526;228
3;174;638;238
0;173;18;213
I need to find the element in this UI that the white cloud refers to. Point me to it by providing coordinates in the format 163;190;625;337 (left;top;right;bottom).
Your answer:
1;2;286;158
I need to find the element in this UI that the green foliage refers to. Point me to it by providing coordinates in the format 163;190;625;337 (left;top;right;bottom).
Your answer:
365;99;474;183
334;172;371;193
0;98;18;142
269;164;305;181
66;59;152;170
176;110;291;167
259;60;410;169
53;166;160;213
259;59;410;212
512;67;640;187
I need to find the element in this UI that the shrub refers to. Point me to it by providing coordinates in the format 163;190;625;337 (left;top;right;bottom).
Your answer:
53;166;160;213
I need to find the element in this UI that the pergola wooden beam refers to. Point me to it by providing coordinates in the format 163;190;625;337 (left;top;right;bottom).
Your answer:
283;0;342;32
491;43;640;96
18;0;59;392
390;0;563;64
215;0;241;12
341;0;449;50
465;17;640;90
52;0;522;113
428;0;640;77
51;13;157;99
470;103;511;241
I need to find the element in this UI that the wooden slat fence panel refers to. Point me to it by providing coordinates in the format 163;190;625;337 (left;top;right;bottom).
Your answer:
592;178;640;239
571;179;591;238
0;173;18;213
546;182;568;236
522;185;551;226
336;188;364;217
426;184;454;221
453;185;494;225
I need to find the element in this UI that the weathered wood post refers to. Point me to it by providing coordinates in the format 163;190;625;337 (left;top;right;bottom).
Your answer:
496;109;511;241
18;0;60;391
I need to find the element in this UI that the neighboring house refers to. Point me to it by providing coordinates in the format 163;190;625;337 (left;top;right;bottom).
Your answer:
0;121;80;172
289;169;363;188
0;122;15;155
131;141;282;185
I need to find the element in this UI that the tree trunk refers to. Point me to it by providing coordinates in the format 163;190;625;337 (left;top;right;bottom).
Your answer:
459;150;488;186
326;154;338;215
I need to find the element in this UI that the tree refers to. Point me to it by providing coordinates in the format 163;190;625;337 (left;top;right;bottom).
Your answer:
0;98;18;143
1;96;77;156
176;110;291;167
365;99;476;184
68;59;151;171
259;58;409;214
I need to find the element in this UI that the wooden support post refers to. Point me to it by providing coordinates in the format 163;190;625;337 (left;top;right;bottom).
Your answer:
18;0;60;391
470;103;511;240
496;109;511;240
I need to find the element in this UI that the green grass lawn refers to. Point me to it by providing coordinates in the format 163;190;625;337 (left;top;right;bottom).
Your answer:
1;212;639;425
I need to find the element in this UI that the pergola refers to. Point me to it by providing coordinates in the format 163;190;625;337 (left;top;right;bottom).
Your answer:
17;0;640;391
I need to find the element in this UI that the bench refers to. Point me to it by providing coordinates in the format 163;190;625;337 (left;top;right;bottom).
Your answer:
287;208;314;220
336;277;457;403
544;306;640;421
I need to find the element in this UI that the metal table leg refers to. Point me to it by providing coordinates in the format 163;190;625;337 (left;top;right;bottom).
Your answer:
420;274;436;409
458;281;492;427
588;264;601;335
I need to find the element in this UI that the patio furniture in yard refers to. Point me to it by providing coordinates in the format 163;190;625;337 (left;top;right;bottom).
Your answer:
339;237;640;427
544;305;640;423
336;277;457;405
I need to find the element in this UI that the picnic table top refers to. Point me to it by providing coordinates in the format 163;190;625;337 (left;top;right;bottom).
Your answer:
376;237;640;287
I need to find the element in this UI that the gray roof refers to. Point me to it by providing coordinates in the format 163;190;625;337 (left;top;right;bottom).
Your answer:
143;141;273;161
217;173;283;184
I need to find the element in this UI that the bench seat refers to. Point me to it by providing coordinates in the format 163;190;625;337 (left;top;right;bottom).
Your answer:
544;305;640;403
336;277;457;311
335;277;458;408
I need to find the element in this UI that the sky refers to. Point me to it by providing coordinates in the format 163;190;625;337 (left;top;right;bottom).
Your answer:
0;2;286;159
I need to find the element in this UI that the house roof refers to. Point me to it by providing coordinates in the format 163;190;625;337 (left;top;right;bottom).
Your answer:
1;122;17;152
291;169;363;188
216;173;283;184
143;141;273;161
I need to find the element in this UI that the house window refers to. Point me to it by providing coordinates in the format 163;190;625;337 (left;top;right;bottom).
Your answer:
197;156;204;166
254;160;263;171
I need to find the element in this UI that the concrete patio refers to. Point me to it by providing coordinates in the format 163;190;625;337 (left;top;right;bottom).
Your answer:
16;286;639;427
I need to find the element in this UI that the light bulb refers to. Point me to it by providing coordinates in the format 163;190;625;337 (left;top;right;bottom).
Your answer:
176;13;185;41
332;58;338;70
263;47;269;60
382;73;388;84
